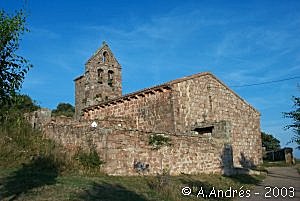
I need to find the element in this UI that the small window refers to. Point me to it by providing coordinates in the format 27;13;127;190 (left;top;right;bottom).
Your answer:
209;96;213;111
95;94;102;101
103;51;109;63
85;70;90;82
105;96;108;101
193;126;213;135
97;69;103;83
85;90;90;99
108;70;114;87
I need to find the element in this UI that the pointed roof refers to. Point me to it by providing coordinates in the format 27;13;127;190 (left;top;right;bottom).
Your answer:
85;41;120;66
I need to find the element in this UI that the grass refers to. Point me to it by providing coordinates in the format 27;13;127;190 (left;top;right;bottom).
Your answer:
0;167;265;201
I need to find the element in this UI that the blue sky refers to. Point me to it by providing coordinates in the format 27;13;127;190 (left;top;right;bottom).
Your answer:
2;0;300;157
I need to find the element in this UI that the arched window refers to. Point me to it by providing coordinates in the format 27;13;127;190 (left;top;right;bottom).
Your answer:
97;68;103;83
103;51;109;63
108;70;114;87
85;70;90;83
95;93;102;102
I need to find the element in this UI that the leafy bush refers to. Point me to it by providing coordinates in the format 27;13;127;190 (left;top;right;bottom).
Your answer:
75;148;104;169
149;134;172;149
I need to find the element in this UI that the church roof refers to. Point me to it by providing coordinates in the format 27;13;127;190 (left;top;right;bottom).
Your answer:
83;72;259;114
85;41;120;66
74;75;84;81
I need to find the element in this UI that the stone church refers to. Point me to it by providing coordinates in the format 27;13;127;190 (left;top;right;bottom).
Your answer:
45;42;262;175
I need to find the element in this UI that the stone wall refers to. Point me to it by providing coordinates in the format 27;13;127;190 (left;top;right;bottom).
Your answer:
44;121;233;175
25;108;52;130
82;73;262;168
74;42;122;120
264;148;295;164
84;48;122;106
85;89;174;133
171;73;262;167
74;76;85;119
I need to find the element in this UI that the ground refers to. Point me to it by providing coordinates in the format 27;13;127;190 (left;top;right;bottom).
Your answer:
1;161;299;201
0;167;264;201
239;166;300;201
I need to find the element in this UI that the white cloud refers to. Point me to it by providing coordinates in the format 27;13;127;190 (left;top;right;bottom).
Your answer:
29;27;61;39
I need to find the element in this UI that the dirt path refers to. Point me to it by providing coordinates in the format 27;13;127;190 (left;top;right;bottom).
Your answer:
239;167;300;200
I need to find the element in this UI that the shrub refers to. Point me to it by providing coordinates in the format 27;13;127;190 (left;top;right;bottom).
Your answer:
0;116;68;172
75;148;104;169
149;134;172;150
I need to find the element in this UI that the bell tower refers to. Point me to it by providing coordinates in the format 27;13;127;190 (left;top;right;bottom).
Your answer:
74;42;122;119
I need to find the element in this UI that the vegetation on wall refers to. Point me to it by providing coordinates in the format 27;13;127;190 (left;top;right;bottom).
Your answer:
149;134;172;150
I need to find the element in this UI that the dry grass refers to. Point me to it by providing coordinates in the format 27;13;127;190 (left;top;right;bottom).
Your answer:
0;167;265;201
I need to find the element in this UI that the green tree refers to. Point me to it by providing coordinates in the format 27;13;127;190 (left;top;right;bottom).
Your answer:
261;131;280;151
0;9;32;106
0;93;40;122
11;94;39;113
283;96;300;149
52;103;75;117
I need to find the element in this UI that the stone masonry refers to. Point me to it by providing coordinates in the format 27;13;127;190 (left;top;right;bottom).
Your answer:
45;120;234;175
43;42;262;175
74;42;122;119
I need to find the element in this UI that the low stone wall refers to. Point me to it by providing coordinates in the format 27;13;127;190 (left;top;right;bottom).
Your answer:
25;108;52;130
264;148;295;164
44;121;234;175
